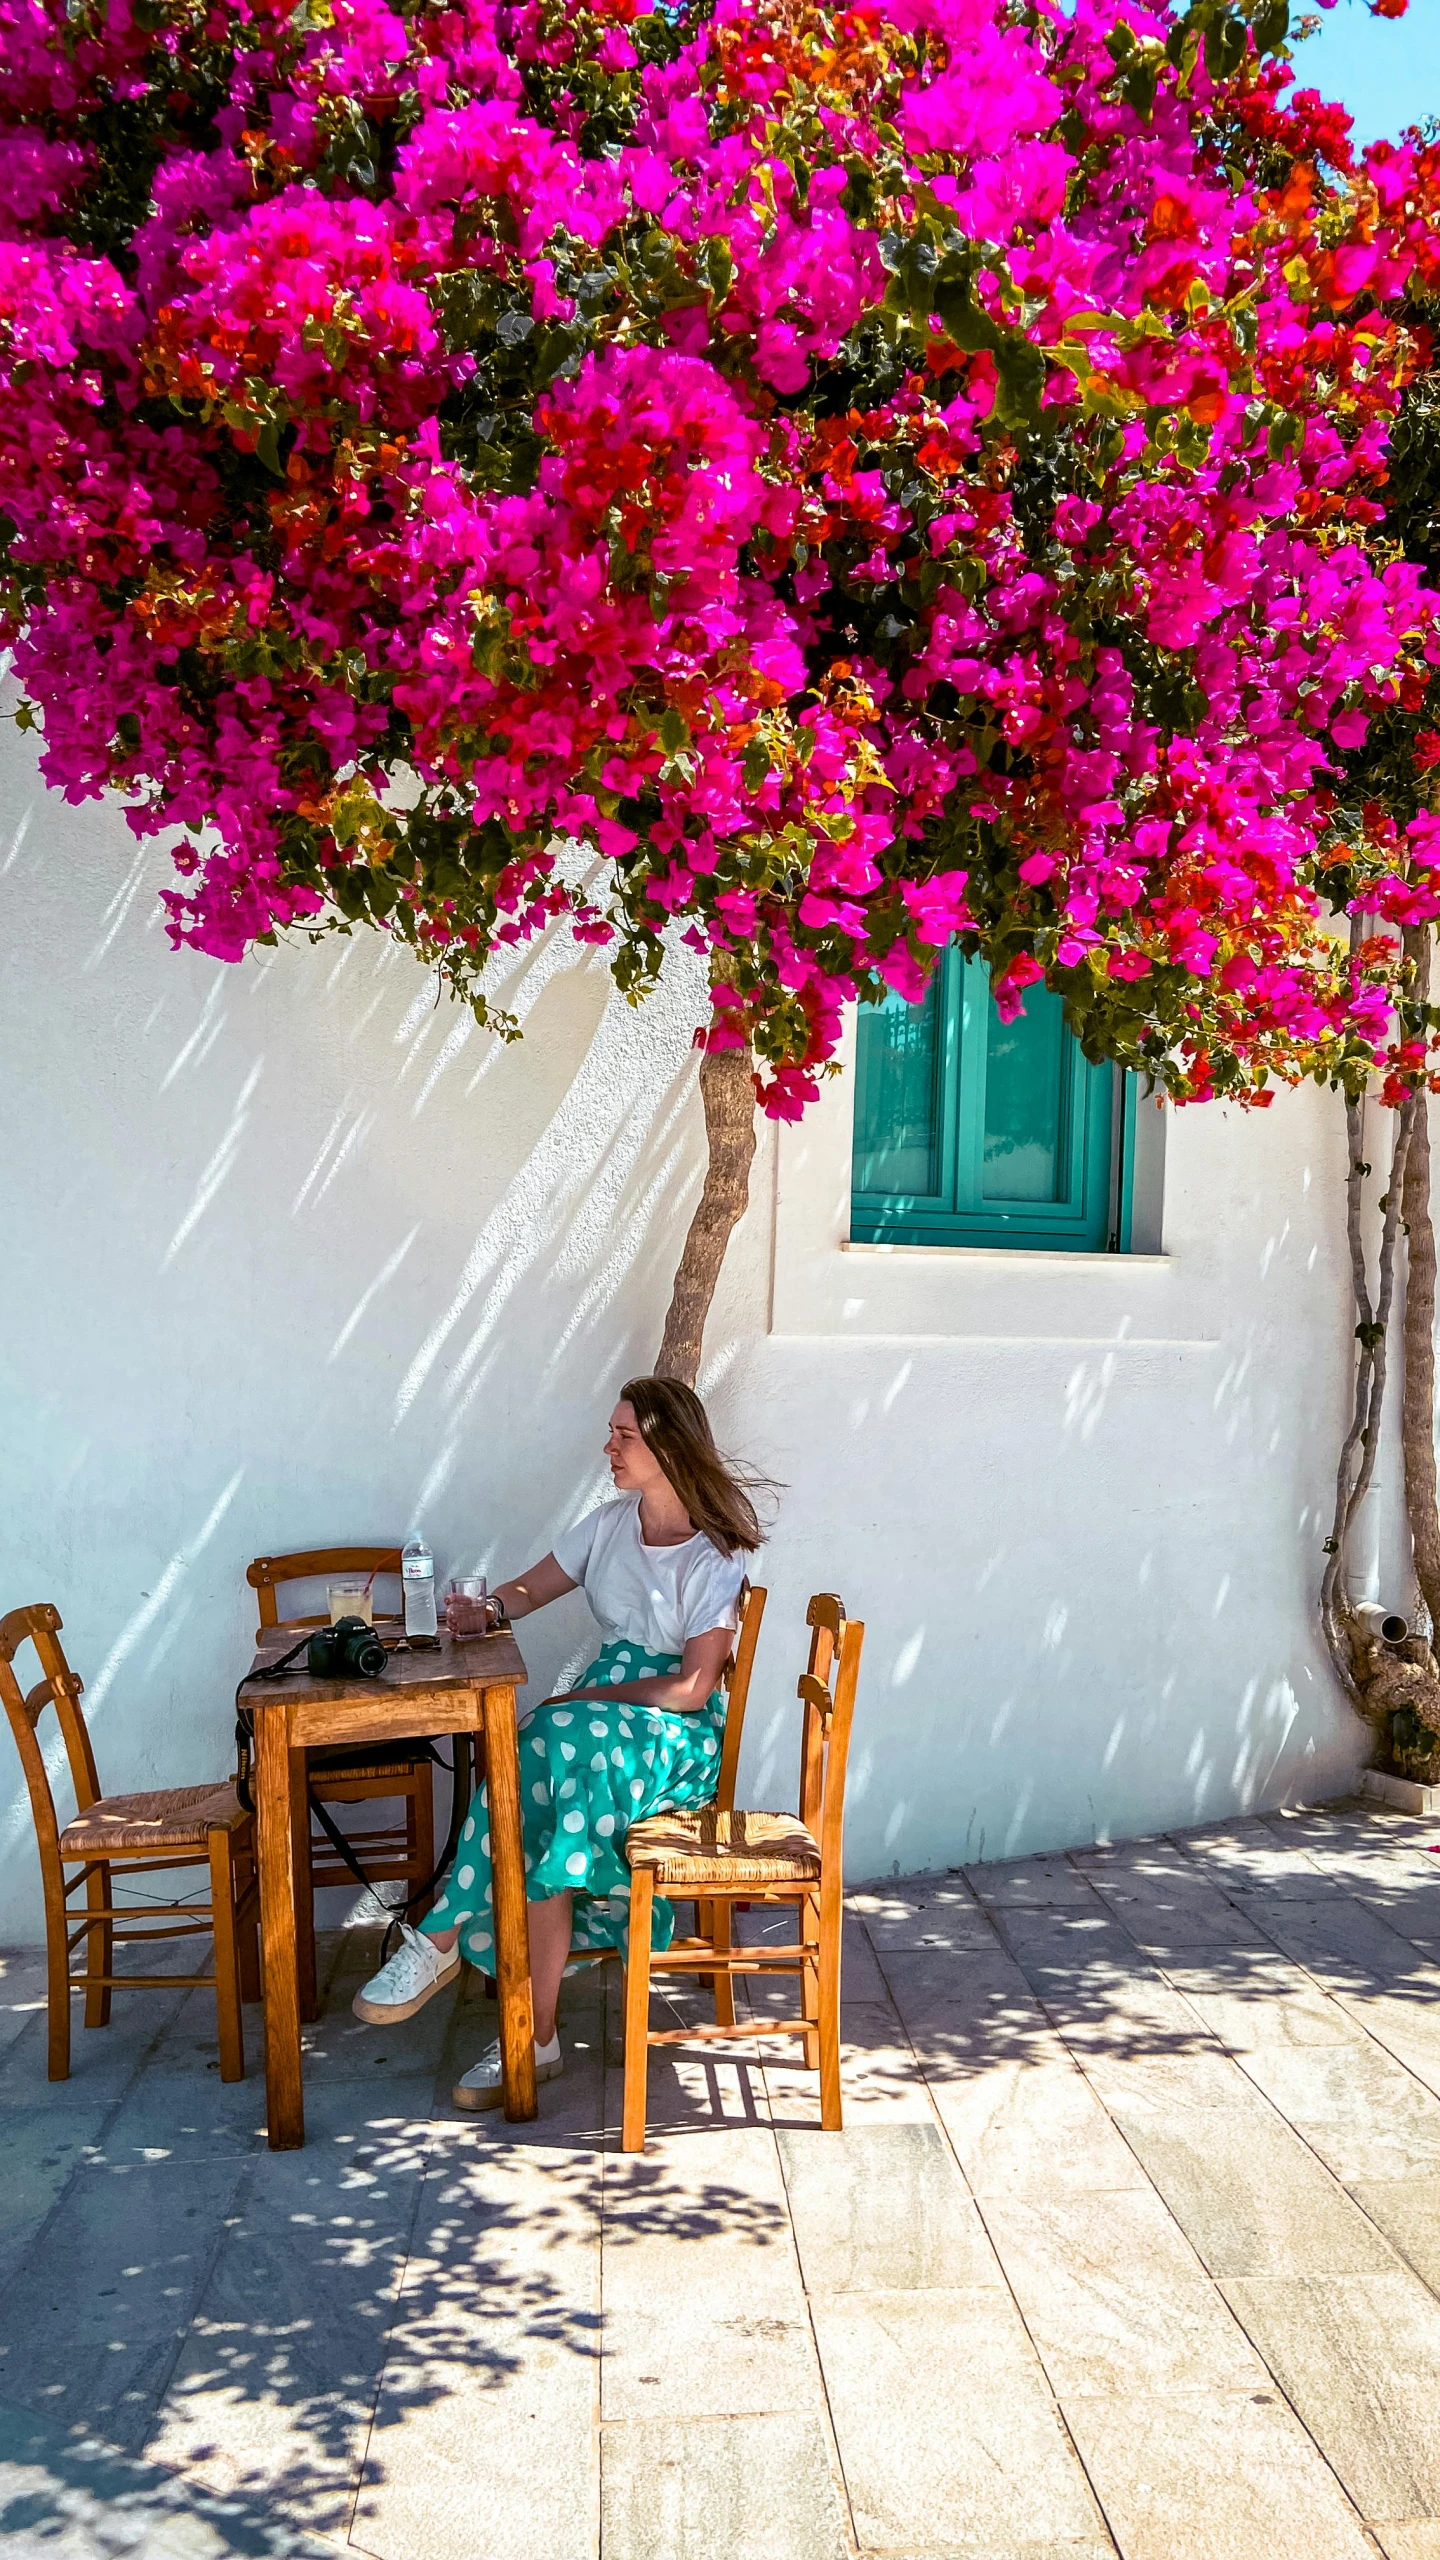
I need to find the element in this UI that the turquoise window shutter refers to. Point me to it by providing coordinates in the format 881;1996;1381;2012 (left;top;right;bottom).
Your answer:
852;953;1132;1253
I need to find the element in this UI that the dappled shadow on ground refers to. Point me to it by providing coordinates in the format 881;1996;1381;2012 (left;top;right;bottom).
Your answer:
0;1940;801;2538
0;2391;332;2560
9;1802;1440;2543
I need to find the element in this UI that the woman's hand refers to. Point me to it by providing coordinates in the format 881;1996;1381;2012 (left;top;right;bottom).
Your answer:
546;1627;733;1717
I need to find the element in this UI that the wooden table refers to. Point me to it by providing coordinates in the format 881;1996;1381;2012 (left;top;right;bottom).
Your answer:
245;1625;535;2148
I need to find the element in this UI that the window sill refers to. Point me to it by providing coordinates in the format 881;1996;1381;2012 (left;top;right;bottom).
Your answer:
841;1240;1172;1267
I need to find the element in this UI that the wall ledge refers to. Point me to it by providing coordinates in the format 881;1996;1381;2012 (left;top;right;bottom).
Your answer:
840;1242;1173;1269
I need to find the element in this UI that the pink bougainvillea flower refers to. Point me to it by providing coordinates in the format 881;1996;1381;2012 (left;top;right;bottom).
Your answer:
0;0;1434;1115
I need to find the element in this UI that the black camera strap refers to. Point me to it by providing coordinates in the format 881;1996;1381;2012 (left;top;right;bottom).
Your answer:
234;1633;314;1813
232;1638;471;1951
307;1778;470;1957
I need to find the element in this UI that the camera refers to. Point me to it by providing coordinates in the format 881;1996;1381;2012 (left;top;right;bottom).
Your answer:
307;1616;387;1680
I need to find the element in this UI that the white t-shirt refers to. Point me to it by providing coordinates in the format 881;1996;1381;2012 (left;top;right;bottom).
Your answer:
551;1494;745;1657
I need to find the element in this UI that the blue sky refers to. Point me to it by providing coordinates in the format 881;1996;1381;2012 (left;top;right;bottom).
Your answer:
1292;0;1439;144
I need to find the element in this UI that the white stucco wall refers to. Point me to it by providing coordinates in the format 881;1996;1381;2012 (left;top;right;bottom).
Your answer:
0;714;1389;1941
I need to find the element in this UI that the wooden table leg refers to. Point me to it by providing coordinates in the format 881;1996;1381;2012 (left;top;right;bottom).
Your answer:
483;1683;537;2122
256;1705;305;2150
292;1748;319;2025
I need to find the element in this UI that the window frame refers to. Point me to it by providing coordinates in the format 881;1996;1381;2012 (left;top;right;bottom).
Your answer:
850;947;1138;1256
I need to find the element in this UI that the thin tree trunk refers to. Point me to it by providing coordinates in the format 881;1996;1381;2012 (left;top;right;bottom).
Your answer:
655;1042;758;1387
1322;1089;1415;1706
1402;925;1440;1633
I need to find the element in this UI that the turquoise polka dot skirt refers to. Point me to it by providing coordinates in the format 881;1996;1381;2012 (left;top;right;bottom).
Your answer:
421;1641;723;1964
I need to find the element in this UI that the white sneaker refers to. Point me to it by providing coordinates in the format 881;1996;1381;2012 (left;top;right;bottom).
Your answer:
351;1923;460;2023
453;2033;563;2112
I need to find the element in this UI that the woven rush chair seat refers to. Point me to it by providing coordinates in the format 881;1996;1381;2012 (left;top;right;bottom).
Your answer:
620;1592;865;2154
625;1806;820;1889
60;1782;248;1856
2;1602;259;2084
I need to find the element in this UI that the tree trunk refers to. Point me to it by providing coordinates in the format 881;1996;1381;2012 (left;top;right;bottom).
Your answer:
654;1042;758;1387
1403;926;1440;1634
1322;1088;1415;1708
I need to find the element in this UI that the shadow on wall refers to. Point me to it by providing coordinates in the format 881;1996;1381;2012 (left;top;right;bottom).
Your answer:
0;747;729;1927
1;728;1368;1914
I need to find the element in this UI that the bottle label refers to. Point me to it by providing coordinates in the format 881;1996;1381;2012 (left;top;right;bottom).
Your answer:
404;1578;437;1637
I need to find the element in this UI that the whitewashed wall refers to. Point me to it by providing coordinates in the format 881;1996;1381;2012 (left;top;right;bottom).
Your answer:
0;713;1391;1940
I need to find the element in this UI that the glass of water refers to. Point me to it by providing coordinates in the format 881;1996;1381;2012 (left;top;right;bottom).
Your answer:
444;1573;489;1637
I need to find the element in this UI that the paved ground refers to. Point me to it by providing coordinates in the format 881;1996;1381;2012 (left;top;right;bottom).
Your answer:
12;1803;1440;2557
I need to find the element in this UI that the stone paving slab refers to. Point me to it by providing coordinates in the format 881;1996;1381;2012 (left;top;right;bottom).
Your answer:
980;2188;1271;2399
1062;2390;1376;2560
598;2414;848;2560
1161;1956;1364;2051
0;1952;48;2057
808;2284;1110;2553
600;2130;818;2423
1232;2039;1440;2183
0;2156;250;2451
930;2056;1153;2199
1220;2271;1440;2521
147;2094;433;2524
776;2121;1003;2291
1348;2176;1440;2293
20;1802;1440;2555
0;2104;113;2285
355;2135;601;2560
0;2393;333;2560
759;2002;937;2127
1333;1983;1440;2100
1084;2074;1401;2277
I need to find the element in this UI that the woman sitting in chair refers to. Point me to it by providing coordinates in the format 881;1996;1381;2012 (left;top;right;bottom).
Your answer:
353;1375;765;2108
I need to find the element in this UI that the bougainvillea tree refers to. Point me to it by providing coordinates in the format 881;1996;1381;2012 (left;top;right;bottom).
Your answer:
3;0;1440;1378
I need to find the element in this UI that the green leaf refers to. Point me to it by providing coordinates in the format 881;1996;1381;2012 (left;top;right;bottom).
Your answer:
254;419;284;478
1204;13;1246;77
934;270;1004;355
659;705;690;754
993;337;1047;427
331;867;370;920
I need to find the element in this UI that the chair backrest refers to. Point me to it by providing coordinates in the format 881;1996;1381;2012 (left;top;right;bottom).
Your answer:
714;1581;766;1817
0;1604;98;1872
247;1547;404;1643
796;1593;865;1877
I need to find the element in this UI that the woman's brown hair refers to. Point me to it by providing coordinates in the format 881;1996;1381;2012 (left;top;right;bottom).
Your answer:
619;1376;767;1556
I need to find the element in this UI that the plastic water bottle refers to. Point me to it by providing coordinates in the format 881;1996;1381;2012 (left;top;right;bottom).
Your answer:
402;1535;437;1638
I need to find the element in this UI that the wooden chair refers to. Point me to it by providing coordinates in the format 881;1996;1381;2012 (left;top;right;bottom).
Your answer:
621;1592;864;2154
247;1548;438;1916
0;1603;259;2082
